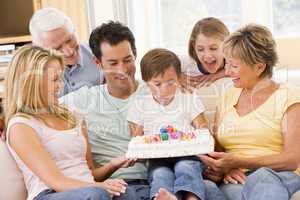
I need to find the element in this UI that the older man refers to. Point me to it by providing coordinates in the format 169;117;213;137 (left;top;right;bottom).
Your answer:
29;7;105;95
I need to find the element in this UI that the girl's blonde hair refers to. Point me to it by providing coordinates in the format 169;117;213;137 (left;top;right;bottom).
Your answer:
222;24;278;78
188;17;230;62
4;45;76;127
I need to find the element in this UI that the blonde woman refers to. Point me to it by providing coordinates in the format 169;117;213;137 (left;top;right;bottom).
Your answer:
4;45;130;200
180;17;230;89
199;24;300;200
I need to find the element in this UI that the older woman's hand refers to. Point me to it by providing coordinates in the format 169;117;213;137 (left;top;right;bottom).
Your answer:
198;152;238;173
223;169;247;185
203;167;224;182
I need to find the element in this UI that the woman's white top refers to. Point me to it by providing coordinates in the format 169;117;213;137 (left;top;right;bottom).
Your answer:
178;54;204;76
6;116;94;200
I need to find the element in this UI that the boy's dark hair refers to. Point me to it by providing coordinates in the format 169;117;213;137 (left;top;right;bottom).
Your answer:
141;48;181;82
89;21;136;59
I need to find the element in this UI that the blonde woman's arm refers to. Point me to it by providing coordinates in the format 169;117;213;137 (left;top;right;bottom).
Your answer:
8;123;107;192
81;120;135;187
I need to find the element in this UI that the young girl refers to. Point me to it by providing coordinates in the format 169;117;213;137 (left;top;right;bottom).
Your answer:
127;48;217;200
4;45;129;200
180;17;230;89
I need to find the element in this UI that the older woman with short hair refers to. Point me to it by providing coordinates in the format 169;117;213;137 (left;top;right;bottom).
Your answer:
199;24;300;200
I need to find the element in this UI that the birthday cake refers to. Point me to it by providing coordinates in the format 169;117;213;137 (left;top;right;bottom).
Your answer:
126;126;214;159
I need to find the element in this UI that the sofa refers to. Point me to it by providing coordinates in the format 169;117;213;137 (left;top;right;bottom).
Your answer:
1;67;300;200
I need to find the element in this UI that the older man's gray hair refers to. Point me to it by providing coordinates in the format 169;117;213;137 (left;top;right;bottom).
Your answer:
29;7;75;45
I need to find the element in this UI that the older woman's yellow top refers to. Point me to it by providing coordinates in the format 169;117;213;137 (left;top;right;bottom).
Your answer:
217;83;300;174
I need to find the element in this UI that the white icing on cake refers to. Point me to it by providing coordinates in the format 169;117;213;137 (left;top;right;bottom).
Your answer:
126;129;214;159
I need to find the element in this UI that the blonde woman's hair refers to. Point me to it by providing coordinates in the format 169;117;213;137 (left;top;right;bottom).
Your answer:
188;17;230;62
222;24;278;78
4;45;76;127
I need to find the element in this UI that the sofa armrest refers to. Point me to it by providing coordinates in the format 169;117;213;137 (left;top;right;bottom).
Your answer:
0;140;26;200
291;191;300;200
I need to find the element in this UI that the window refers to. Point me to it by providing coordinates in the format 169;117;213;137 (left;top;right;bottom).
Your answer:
123;0;300;56
159;0;243;53
272;0;300;37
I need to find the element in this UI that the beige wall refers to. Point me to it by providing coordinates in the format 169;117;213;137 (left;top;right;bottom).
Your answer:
276;38;300;68
40;0;89;41
90;0;115;28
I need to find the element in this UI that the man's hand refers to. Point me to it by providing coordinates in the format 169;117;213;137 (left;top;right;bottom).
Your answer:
110;156;137;169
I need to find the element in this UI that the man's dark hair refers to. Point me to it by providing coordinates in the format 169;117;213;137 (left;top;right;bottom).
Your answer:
89;21;136;59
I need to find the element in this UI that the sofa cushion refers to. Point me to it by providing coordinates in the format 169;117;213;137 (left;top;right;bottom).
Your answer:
195;77;232;128
0;140;26;200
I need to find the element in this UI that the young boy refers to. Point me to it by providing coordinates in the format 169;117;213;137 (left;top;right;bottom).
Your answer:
127;48;209;200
